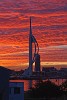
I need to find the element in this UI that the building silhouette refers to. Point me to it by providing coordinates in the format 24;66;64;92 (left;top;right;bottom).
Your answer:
0;66;11;100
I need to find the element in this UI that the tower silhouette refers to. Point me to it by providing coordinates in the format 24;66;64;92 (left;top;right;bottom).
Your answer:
29;17;40;75
22;17;40;77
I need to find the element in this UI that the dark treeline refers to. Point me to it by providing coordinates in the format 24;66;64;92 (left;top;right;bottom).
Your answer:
25;80;67;100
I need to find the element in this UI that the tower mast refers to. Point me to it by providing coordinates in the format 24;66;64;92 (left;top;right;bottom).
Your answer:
29;17;33;75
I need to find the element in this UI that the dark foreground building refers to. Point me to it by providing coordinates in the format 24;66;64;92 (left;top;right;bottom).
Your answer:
0;66;11;100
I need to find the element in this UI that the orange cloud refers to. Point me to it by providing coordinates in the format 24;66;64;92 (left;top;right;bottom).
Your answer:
0;0;67;70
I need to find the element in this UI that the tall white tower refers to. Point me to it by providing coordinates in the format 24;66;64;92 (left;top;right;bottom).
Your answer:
22;17;40;78
29;17;33;75
29;17;40;76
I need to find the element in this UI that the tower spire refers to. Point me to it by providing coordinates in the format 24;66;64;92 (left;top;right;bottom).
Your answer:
29;17;40;76
29;17;33;75
30;17;32;35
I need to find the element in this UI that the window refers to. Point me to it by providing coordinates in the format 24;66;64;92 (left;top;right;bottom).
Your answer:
14;87;20;94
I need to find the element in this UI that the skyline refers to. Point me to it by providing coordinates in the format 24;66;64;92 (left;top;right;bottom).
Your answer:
0;0;67;70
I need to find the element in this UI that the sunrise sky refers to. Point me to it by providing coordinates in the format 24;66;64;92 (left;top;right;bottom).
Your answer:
0;0;67;70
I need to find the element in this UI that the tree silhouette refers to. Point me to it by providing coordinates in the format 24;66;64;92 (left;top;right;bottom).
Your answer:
28;80;63;98
60;80;67;96
60;80;67;91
